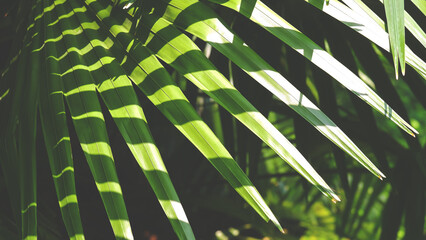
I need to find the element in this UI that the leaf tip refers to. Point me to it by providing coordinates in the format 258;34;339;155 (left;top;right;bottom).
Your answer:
398;116;419;137
409;129;418;138
268;214;284;234
375;169;386;180
332;196;341;203
405;124;419;137
393;59;399;80
400;55;406;76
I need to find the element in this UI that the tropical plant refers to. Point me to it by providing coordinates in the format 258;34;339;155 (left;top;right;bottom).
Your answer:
0;0;424;239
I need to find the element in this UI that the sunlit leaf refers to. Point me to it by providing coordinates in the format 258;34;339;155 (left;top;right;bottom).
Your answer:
383;0;405;77
48;0;134;238
83;0;284;232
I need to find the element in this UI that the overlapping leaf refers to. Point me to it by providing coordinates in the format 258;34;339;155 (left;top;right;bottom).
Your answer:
383;0;405;77
64;0;195;238
83;0;284;232
11;1;44;238
48;0;133;238
93;0;342;201
38;1;86;239
205;0;417;136
0;0;423;239
0;3;37;233
305;0;426;80
128;0;395;179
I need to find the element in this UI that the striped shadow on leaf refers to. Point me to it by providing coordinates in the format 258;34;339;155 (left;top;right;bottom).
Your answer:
47;0;133;238
39;1;85;239
131;0;389;179
305;0;426;81
205;0;417;136
95;0;341;201
82;0;285;232
63;0;196;238
14;0;44;239
0;0;423;239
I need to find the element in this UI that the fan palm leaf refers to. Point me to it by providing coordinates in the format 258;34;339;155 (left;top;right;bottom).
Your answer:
0;0;423;239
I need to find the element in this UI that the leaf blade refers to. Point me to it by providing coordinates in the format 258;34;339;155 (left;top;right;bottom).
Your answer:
146;0;392;179
83;0;284;231
64;1;196;238
383;0;405;77
305;0;426;80
39;1;86;239
48;1;134;238
136;13;340;200
206;0;416;135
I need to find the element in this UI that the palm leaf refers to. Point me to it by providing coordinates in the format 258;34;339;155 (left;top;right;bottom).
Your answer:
64;1;195;238
404;11;426;49
82;0;284;232
0;0;423;238
207;0;417;136
38;1;87;239
10;1;44;238
48;0;133;238
130;0;393;180
411;0;426;15
305;0;426;80
0;13;33;228
383;0;405;77
99;0;342;200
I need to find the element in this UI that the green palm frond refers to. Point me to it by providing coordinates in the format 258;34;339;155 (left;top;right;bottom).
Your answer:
0;0;423;239
305;0;426;80
383;0;405;77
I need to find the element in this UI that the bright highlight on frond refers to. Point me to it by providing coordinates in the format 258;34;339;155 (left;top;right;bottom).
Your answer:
0;0;423;239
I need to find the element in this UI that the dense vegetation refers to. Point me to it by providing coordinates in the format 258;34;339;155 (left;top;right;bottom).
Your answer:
0;0;424;239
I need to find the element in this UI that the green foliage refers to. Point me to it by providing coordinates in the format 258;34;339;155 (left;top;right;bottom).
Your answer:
0;0;424;239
